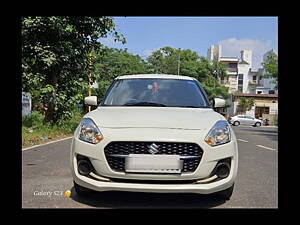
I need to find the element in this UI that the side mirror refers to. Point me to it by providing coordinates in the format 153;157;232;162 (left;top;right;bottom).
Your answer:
84;96;97;106
214;98;226;108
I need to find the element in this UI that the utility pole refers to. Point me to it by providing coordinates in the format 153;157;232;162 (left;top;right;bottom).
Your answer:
87;52;93;112
178;48;181;75
213;70;217;90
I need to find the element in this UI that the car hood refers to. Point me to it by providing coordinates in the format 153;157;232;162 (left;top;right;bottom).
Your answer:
84;107;225;130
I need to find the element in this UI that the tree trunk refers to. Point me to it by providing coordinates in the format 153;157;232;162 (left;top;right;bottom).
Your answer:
44;71;58;124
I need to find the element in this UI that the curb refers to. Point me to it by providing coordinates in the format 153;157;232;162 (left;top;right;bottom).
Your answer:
22;136;73;151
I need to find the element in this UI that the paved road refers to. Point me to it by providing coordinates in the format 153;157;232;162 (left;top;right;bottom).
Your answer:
22;125;278;208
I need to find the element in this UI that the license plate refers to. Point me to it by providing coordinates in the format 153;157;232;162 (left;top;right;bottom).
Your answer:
125;154;182;174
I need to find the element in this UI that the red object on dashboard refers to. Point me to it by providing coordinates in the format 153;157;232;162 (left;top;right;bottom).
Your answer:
152;82;158;93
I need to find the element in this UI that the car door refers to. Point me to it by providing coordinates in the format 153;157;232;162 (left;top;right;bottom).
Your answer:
245;116;255;125
238;115;246;125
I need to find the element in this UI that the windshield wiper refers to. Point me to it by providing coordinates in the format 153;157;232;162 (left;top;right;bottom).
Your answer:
123;101;166;107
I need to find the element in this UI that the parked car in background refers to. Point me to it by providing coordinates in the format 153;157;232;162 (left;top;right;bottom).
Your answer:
229;115;264;127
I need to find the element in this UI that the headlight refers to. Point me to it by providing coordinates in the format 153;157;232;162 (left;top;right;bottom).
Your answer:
204;120;231;147
78;118;103;144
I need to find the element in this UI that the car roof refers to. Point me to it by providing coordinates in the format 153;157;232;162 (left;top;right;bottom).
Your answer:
115;74;195;81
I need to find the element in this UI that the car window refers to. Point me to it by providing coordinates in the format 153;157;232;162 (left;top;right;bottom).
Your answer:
237;115;244;118
102;78;210;108
245;116;254;119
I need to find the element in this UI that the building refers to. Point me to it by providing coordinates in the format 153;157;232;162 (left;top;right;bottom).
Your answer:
231;93;278;124
208;45;252;94
207;45;278;121
247;68;276;94
207;45;222;61
237;50;252;93
219;57;239;93
207;45;277;95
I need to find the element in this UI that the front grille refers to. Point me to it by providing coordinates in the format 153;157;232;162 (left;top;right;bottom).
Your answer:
104;142;203;173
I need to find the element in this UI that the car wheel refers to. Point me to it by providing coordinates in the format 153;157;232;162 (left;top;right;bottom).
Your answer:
233;121;240;126
213;184;234;200
255;122;261;127
74;181;93;196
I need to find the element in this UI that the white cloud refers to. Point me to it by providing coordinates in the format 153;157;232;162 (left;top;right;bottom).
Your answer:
143;47;162;58
141;47;168;59
218;38;273;69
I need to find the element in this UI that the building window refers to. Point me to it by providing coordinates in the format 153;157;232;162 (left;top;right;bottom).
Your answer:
221;76;224;82
255;107;270;119
229;63;237;68
257;90;262;94
269;90;275;94
253;75;257;81
238;74;243;92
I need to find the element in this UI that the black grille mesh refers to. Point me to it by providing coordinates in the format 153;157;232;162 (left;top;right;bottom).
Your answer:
104;142;203;173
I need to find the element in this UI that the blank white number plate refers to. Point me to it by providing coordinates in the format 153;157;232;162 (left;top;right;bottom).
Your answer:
125;154;182;174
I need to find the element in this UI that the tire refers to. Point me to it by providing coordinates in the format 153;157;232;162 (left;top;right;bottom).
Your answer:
233;121;240;126
214;184;234;200
255;122;261;127
74;181;93;196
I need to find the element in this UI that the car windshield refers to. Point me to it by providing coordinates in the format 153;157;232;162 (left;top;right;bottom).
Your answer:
102;78;209;108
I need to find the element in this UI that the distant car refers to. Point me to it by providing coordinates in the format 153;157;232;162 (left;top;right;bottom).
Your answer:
229;115;263;127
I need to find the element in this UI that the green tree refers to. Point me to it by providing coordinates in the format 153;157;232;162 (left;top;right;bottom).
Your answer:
238;97;255;113
147;46;177;74
93;47;150;101
146;47;230;101
22;16;125;123
262;51;278;89
211;59;228;81
147;47;200;76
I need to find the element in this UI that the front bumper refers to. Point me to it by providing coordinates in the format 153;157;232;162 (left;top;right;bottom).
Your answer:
70;126;238;194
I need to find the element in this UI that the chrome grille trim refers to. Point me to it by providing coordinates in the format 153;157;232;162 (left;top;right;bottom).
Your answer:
109;154;201;159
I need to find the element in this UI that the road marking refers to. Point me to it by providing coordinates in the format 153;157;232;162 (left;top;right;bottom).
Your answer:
22;136;73;151
237;138;249;142
256;145;277;151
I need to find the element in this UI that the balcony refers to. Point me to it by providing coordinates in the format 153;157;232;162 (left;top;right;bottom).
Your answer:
226;67;238;73
248;80;258;85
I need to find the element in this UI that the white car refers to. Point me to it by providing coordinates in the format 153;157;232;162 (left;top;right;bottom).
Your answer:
70;74;238;200
229;115;264;127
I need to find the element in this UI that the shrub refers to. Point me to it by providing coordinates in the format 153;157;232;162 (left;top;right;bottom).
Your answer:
22;111;44;128
57;110;83;133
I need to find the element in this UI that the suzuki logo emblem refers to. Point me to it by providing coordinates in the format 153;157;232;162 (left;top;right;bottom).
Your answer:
148;143;159;154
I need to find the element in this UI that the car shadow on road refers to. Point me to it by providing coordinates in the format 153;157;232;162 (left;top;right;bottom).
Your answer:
69;187;226;208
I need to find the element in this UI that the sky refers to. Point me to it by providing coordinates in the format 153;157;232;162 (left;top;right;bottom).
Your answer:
99;17;278;69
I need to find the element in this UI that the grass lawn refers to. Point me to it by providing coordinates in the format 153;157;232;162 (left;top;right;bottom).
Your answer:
22;110;83;148
22;126;74;148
